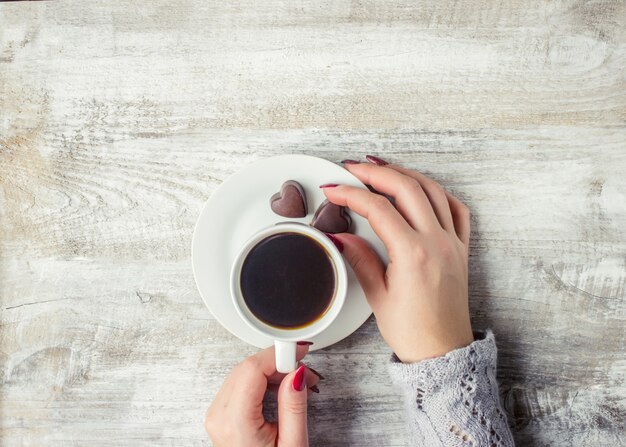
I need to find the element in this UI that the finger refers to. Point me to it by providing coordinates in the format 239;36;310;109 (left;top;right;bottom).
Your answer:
253;344;311;378
269;369;320;387
445;191;471;245
231;344;310;412
277;365;309;447
332;233;386;310
268;368;320;396
388;165;470;243
268;386;318;398
322;185;414;255
268;359;322;385
342;163;440;232
266;345;312;384
382;165;455;232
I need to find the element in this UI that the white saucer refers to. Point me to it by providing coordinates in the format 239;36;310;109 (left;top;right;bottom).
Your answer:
191;154;388;351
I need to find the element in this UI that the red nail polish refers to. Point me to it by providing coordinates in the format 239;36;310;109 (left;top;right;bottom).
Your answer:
366;155;388;166
319;183;338;188
297;341;314;346
292;365;306;391
325;233;344;253
307;366;325;380
309;385;320;393
341;159;359;165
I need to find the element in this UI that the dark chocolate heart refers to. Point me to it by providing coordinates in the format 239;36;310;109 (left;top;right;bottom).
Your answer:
270;180;307;218
310;200;351;233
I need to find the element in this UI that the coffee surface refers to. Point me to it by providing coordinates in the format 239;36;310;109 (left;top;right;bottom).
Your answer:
240;232;335;328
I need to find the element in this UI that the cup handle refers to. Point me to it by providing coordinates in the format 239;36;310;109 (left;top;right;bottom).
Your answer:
275;340;297;373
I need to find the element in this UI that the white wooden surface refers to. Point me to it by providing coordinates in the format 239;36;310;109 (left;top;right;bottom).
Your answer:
1;1;625;446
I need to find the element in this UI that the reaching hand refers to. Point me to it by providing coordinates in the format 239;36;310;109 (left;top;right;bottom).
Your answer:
323;157;474;363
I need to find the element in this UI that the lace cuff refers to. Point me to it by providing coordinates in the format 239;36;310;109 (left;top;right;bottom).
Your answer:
388;331;515;446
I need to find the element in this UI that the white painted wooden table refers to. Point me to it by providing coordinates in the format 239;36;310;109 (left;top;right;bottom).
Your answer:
1;1;625;446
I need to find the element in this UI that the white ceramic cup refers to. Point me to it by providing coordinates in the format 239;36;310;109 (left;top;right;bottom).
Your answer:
230;222;347;373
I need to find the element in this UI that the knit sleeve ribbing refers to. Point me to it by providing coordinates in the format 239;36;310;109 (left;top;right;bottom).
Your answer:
387;331;515;446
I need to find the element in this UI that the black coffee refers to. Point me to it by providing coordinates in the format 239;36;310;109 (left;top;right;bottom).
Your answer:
240;232;336;329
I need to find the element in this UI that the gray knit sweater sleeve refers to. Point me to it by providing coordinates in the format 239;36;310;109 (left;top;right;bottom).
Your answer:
387;331;515;446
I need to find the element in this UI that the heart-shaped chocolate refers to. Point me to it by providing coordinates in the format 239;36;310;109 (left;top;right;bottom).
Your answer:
270;180;307;218
310;200;351;233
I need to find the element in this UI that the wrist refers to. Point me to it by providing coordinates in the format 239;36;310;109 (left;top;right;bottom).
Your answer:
394;327;474;364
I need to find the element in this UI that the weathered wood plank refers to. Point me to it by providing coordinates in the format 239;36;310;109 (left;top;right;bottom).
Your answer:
1;0;625;446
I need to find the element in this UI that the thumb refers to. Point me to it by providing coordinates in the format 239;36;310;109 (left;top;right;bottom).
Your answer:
330;232;386;310
277;365;309;447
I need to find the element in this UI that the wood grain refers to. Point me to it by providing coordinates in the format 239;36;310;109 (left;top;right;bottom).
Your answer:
1;0;625;446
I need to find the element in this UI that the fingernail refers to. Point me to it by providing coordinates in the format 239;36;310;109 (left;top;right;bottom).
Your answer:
319;183;338;188
297;341;314;346
307;366;325;380
325;233;344;253
292;365;307;392
366;155;388;166
309;385;320;393
341;159;359;165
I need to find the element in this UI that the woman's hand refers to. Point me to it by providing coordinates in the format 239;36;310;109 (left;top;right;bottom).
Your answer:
323;157;474;363
205;345;319;447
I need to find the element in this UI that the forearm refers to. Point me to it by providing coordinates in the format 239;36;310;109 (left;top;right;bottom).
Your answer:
388;331;515;446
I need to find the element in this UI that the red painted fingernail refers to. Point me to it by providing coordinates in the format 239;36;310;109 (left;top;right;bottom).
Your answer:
319;183;338;188
297;341;314;346
366;155;388;166
325;233;344;253
292;365;307;392
341;159;360;165
309;385;320;393
307;366;325;380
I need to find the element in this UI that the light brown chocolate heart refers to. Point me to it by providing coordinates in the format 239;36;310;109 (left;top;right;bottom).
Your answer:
270;180;307;218
310;200;351;233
